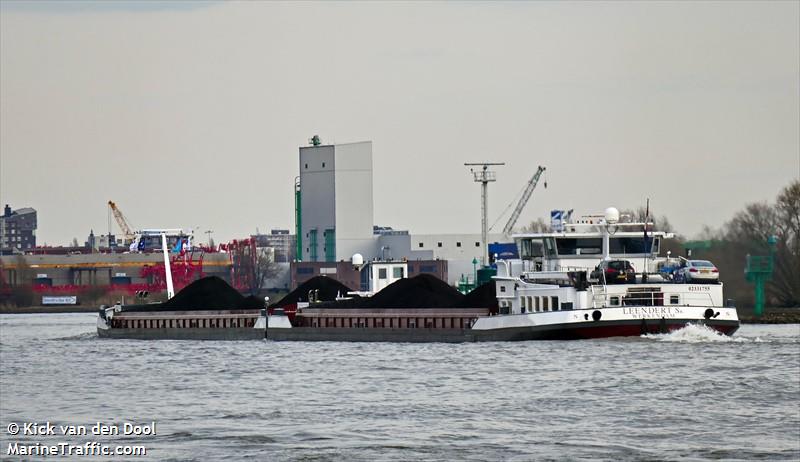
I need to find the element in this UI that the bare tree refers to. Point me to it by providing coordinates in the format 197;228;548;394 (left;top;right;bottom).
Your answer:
10;255;34;306
251;248;281;295
725;202;779;246
519;218;550;233
619;207;675;233
776;180;800;241
770;180;800;306
704;180;800;308
231;243;281;295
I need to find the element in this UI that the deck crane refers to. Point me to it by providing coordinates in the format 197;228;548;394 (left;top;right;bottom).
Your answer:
108;200;136;241
501;166;546;235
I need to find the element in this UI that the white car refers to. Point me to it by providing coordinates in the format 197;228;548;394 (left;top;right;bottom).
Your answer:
675;260;719;283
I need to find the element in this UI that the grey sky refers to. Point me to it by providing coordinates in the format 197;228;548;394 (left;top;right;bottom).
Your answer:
1;1;798;246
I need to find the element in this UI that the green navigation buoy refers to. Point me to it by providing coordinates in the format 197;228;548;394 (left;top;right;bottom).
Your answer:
745;235;777;317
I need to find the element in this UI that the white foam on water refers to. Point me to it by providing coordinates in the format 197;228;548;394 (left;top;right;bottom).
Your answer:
643;323;762;343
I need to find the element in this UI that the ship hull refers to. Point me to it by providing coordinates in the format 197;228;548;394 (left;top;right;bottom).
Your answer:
97;326;264;341
97;306;740;342
265;318;739;342
96;308;265;341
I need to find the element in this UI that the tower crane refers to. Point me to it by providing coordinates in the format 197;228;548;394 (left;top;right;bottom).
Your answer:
502;166;546;235
107;200;136;241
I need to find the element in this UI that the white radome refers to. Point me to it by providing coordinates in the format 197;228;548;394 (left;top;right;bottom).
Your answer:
351;253;364;266
604;207;620;224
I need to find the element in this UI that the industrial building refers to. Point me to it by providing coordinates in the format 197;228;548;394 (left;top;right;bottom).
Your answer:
290;259;448;293
252;229;295;263
298;141;378;262
0;251;232;306
1;204;37;252
410;232;506;283
1;137;529;302
292;139;502;288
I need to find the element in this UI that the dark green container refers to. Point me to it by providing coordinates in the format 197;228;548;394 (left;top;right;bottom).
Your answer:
476;267;497;286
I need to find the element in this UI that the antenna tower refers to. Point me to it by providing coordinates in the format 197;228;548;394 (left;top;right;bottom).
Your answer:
464;162;505;265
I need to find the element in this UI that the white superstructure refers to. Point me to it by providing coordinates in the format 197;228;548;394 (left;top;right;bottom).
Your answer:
481;208;739;338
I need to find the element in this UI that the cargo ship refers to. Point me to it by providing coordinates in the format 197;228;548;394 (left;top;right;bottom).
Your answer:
97;208;739;341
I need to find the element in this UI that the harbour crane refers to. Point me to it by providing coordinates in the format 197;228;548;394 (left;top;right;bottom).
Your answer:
501;166;546;235
107;200;136;241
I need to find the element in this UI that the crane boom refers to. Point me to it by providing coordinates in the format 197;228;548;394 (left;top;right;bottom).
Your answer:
502;166;546;235
108;200;135;240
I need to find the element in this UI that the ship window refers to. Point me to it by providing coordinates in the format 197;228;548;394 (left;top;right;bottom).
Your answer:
322;162;325;168
393;267;404;278
456;242;462;247
520;239;545;259
499;302;510;315
534;297;540;312
556;238;602;256
610;237;651;254
378;268;387;279
670;295;680;305
418;242;424;248
544;238;557;257
500;285;506;293
305;163;308;169
609;296;620;306
542;297;549;311
561;302;573;310
551;296;559;311
527;296;533;313
437;242;443;247
475;242;480;247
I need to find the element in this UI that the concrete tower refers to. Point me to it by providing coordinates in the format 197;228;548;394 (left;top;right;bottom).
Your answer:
298;141;374;262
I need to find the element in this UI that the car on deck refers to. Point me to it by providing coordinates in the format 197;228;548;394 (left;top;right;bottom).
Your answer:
675;259;719;283
590;259;636;284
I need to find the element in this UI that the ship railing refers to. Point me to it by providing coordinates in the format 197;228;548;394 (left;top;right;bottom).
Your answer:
555;265;593;272
590;290;718;308
590;285;607;308
675;291;718;307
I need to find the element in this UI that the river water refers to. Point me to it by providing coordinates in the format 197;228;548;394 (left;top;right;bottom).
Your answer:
0;313;798;461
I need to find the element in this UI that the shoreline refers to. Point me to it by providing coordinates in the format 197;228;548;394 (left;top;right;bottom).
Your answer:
1;306;99;314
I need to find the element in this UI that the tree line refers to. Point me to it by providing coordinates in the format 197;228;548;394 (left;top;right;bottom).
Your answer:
690;180;798;309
